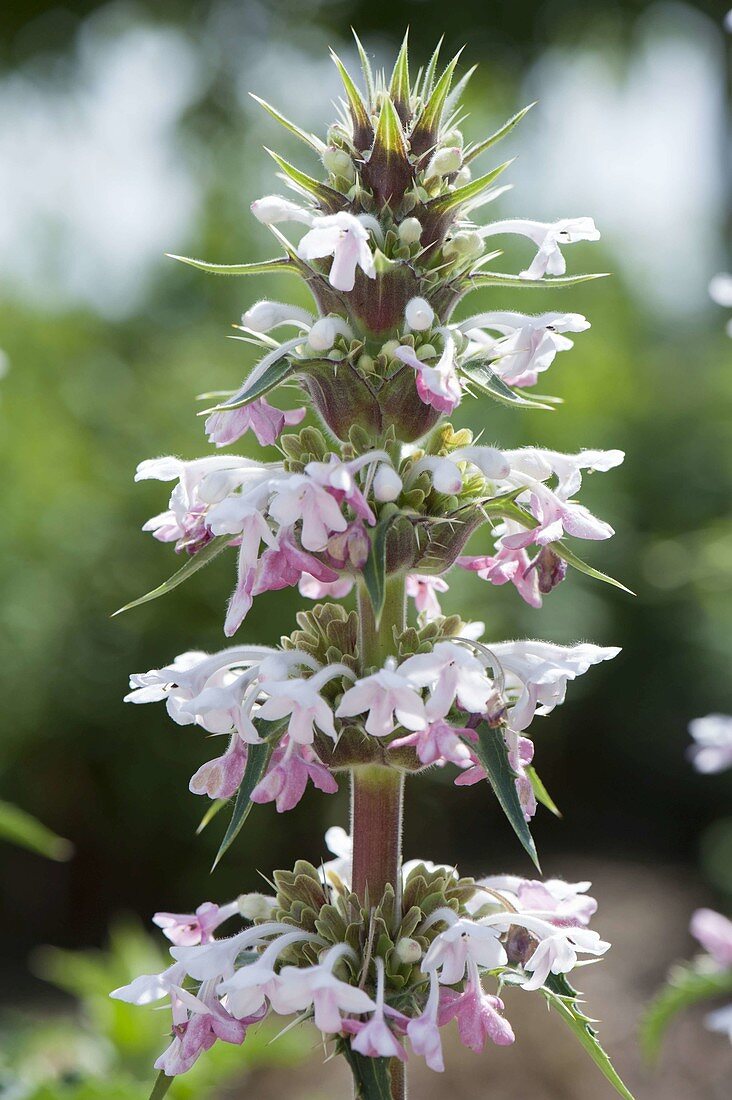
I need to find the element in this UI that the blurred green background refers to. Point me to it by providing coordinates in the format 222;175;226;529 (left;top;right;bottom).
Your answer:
1;0;732;1096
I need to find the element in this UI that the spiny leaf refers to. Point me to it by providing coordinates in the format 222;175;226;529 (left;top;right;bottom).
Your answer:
553;540;635;596
469;722;540;869
372;94;408;158
542;974;636;1100
459;359;555;410
266;148;346;212
0;800;73;861
330;50;372;148
526;766;562;818
210;348;299;412
411;49;463;154
166;253;296;277
444;64;477;115
388;30;411;120
463;270;610;292
640;959;732;1062
352;29;375;108
362;514;398;625
249;93;325;153
148;1071;173;1100
113;536;233;617
213;733;281;868
465;102;536;163
196;798;228;835
420;37;444;100
424;158;514;216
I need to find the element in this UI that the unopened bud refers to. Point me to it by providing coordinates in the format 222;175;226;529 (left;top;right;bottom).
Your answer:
398;217;423;245
431;461;463;496
427;146;463;177
250;195;308;226
357;353;375;375
380;339;401;359
308;317;336;352
443;231;483;260
442;128;464;150
243;300;310;333
327;522;369;569
394;937;423;965
373;464;402;502
237;892;276;921
405;297;434;332
454;166;472;187
322;146;355;180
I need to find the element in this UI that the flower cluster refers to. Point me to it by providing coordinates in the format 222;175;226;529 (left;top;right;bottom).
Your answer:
117;34;634;1098
112;839;609;1077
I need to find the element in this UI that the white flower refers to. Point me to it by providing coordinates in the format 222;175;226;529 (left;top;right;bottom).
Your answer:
268;471;348;552
373;464;403;502
257;664;353;744
217;931;316;1019
421;917;506;984
251;195;315;226
688;714;732;774
706;1003;732;1041
110;961;187;1005
400;640;495;718
298;212;376;292
480;217;600;278
269;944;375;1032
459;311;590;386
473;875;598;927
489;640;621;732
336;657;428;737
242;300;313;333
409;446;510;495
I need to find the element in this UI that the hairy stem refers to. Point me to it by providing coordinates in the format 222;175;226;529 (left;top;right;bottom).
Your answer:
351;575;408;1100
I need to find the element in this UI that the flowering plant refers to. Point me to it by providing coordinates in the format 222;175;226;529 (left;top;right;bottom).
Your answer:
114;34;635;1099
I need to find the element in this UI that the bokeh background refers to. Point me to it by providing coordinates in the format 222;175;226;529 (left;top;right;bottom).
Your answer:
2;0;732;1096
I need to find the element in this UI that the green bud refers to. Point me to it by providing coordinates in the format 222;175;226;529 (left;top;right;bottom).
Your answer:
398;217;423;245
394;936;423;964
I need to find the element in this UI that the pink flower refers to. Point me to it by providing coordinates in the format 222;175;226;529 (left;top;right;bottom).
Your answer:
393;336;462;413
336;658;428;738
154;988;251;1077
347;958;408;1062
476;876;598;929
407;971;445;1071
268;472;349;552
422;918;506;984
153;901;240;947
254;527;339;595
188;735;248;799
205;400;305;448
299;573;355;599
400;641;496;719
251;737;338;812
458;535;542;610
257;665;350;745
438;961;515;1051
269;945;376;1033
325;521;370;570
406;574;449;620
391;719;475;768
690;909;732;968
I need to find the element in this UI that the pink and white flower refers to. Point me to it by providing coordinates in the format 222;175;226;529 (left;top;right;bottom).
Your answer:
270;944;376;1032
153;901;240;947
393;334;462;413
400;640;496;719
458;311;590;388
251;737;338;812
336;658;428;737
347;958;408;1061
690;909;732;968
407;970;445;1071
688;715;732;774
205;400;305;448
438;960;515;1051
406;574;449;620
421;917;507;984
257;664;352;745
480;217;600;278
298;211;376;292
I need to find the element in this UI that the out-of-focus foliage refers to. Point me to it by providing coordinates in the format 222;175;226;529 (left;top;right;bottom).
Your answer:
1;0;731;991
0;800;72;861
0;919;309;1098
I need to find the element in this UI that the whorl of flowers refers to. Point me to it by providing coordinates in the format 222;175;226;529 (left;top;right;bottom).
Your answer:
116;33;635;1100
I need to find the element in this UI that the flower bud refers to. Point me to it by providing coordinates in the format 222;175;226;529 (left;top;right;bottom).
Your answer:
453;166;472;187
327;521;370;569
398;217;423;245
322;146;355;180
443;231;483;260
250;195;309;226
431;461;463;496
237;892;276;921
405;297;434;332
426;146;463;177
442;128;464;150
243;300;309;333
373;464;403;502
380;339;401;359
394;937;423;965
534;546;568;594
308;317;336;352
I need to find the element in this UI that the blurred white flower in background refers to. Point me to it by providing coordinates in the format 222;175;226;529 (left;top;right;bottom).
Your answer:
708;273;732;335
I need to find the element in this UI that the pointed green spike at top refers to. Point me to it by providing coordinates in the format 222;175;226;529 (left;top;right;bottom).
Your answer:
249;93;325;154
363;94;412;206
464;102;536;164
330;49;373;151
425;157;514;216
351;28;375;109
265;148;346;213
420;36;443;100
410;48;464;157
445;63;477;115
388;29;411;123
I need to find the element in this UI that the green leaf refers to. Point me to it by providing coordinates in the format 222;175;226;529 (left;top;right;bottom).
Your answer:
330;50;372;146
166;253;295;277
542;974;636;1100
113;536;233;617
640;959;732;1062
388;30;410;116
425;159;514;216
420;37;444;100
372;94;408;159
464;102;536;163
459;359;555;410
469;723;540;869
212;725;285;868
361;515;398;626
411;50;462;152
196;798;228;835
148;1071;173;1100
210;349;299;412
249;93;325;153
526;766;562;818
352;30;375;108
463;270;610;292
0;800;73;860
340;1042;394;1099
553;541;635;596
265;148;346;213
